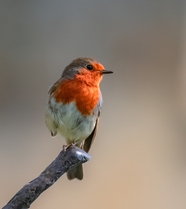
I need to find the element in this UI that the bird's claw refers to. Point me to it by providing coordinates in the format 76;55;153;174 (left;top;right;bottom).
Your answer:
62;142;78;151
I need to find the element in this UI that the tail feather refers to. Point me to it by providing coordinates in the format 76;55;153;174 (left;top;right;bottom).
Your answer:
67;164;83;180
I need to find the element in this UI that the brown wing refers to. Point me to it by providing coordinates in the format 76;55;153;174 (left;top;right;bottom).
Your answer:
83;112;100;153
48;79;61;98
46;79;61;136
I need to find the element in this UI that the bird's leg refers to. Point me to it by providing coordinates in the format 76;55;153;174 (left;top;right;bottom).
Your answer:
62;142;78;151
62;144;71;151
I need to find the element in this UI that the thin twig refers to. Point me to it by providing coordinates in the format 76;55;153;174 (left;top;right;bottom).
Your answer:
2;146;91;209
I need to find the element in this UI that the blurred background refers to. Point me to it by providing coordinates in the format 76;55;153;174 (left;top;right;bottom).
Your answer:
1;1;186;208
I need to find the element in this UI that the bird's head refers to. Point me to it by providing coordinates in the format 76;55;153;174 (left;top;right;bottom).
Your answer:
62;57;113;86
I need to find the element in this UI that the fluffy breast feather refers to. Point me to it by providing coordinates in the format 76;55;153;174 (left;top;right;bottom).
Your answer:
45;98;101;144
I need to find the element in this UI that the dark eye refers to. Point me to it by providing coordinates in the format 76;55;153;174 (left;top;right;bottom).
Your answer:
86;64;93;70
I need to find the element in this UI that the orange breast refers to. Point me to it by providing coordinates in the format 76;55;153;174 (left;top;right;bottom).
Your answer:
53;79;100;115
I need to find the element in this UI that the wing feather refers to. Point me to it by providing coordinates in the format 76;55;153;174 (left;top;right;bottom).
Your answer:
83;112;100;153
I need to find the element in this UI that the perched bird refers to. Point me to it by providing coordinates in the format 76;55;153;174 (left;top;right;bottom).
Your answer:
45;57;113;180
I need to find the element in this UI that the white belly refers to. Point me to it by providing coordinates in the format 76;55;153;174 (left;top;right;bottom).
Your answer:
45;98;97;144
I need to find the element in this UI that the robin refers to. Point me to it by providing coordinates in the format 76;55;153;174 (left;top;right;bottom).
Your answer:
45;57;113;180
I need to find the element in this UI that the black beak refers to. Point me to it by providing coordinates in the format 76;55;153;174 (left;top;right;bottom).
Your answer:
101;69;113;74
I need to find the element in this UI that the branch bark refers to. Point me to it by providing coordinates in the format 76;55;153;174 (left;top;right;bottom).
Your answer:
2;146;90;209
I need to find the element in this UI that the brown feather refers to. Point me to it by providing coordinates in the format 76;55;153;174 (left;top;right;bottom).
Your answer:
83;113;100;153
67;164;83;180
48;79;61;98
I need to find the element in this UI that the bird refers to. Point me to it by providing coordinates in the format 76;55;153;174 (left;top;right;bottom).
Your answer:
45;57;113;180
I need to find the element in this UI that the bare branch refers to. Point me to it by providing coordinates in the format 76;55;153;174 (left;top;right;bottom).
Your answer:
2;146;90;209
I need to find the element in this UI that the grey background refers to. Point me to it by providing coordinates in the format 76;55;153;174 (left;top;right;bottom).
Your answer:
1;1;186;209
